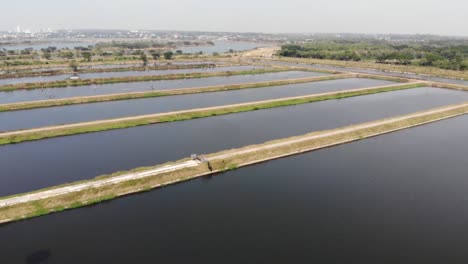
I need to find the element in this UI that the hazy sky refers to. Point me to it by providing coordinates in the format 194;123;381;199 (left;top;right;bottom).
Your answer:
1;0;467;36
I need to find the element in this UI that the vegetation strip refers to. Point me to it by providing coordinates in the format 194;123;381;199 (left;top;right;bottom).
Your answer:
259;64;345;75
0;74;353;112
1;99;467;224
428;82;468;91
274;57;468;80
0;63;222;79
0;82;425;145
352;73;414;83
0;68;286;92
1;57;228;72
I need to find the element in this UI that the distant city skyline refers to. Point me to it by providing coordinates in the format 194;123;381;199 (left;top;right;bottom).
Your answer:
1;0;467;36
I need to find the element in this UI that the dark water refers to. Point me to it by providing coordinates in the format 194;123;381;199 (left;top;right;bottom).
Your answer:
0;65;259;86
0;78;396;131
1;114;468;263
0;71;324;104
270;60;468;86
1;87;468;196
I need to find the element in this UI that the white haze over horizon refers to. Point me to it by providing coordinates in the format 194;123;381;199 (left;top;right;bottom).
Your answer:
1;0;467;36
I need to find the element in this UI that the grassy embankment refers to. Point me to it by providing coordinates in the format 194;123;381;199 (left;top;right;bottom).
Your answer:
1;99;467;224
0;82;425;145
429;82;468;92
0;63;221;79
0;68;290;92
275;57;468;80
0;70;409;112
0;56;239;72
1;54;248;72
0;74;355;112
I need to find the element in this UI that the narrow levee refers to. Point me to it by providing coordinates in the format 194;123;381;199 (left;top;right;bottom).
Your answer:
0;74;354;112
0;78;395;131
0;61;221;79
0;65;258;86
269;59;468;86
1;114;468;263
0;82;424;144
0;70;324;104
5;60;217;74
0;87;467;196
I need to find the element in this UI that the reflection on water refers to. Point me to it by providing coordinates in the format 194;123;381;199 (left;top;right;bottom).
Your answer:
0;78;394;131
0;70;322;104
1;116;468;262
1;87;468;196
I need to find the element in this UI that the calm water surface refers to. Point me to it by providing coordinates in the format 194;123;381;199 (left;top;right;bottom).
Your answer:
0;78;395;131
0;65;259;86
0;71;323;104
0;87;467;196
0;114;467;263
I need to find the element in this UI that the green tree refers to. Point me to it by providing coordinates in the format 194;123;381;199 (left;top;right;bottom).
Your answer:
82;52;92;62
20;49;32;55
376;53;389;63
61;51;75;59
164;51;174;60
150;52;160;60
140;54;148;66
43;52;52;60
69;61;79;72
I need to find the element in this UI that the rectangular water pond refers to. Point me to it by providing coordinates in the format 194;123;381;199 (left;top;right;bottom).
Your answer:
0;78;396;131
0;70;325;104
0;87;467;196
273;61;468;86
0;65;260;86
5;61;217;74
1;115;468;263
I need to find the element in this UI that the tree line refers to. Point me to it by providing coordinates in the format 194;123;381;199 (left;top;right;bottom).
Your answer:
279;40;468;71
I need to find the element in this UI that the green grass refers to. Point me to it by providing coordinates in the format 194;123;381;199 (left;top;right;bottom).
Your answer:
0;82;425;145
20;194;117;220
30;202;49;217
227;164;239;171
53;205;66;212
